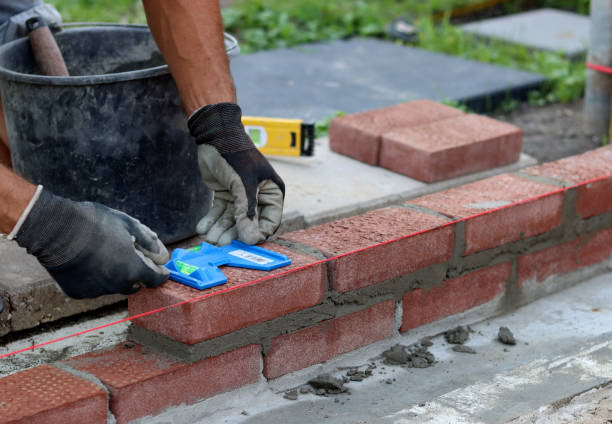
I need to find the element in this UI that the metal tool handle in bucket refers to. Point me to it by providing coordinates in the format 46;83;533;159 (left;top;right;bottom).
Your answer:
61;22;240;60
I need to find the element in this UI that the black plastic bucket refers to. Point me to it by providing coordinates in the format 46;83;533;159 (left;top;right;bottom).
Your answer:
0;25;238;243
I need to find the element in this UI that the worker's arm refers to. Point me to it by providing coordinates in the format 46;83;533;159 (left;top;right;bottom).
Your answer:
0;164;169;298
143;0;285;246
0;164;35;234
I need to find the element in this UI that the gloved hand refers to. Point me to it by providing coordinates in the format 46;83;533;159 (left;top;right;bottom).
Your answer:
188;102;285;246
13;189;169;299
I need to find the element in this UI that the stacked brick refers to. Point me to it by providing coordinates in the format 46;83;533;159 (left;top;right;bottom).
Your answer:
329;100;523;182
2;145;612;423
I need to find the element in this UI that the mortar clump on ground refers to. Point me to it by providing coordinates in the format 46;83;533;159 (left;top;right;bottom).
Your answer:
283;389;299;400
452;345;476;354
306;373;348;396
346;364;375;381
382;341;435;368
445;325;470;344
498;326;517;345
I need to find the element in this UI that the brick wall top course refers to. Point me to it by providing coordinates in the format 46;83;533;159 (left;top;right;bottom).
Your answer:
281;207;454;292
129;243;326;344
523;145;612;185
408;173;560;219
281;207;450;256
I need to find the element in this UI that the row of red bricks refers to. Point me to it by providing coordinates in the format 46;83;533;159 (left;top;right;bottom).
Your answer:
2;146;612;423
129;146;612;346
329;100;523;182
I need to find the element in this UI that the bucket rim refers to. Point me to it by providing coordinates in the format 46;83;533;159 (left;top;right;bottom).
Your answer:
0;23;239;86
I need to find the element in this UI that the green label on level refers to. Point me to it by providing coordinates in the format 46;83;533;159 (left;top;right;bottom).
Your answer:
247;128;262;145
188;245;202;252
176;260;199;275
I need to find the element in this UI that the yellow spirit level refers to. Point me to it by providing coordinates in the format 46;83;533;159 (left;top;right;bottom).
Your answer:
242;116;315;157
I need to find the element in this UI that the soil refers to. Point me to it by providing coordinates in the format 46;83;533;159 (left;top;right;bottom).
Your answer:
494;100;602;164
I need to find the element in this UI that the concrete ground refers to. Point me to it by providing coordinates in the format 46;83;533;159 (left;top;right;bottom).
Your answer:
511;382;612;424
132;267;612;424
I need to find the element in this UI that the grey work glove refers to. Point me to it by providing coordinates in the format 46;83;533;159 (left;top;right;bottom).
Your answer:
14;190;169;299
188;102;285;246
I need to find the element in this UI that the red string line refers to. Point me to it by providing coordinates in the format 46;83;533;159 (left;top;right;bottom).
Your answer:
1;172;610;360
586;61;612;75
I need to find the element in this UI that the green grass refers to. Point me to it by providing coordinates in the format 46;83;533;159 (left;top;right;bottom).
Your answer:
46;0;588;109
220;0;495;53
47;0;146;24
416;15;586;106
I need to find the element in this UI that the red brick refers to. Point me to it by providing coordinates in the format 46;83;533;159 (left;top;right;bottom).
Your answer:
518;228;612;286
329;100;464;165
523;146;612;218
380;114;522;182
264;300;395;379
523;146;612;185
575;178;612;218
401;262;510;332
65;343;261;424
409;174;564;254
281;207;453;293
130;243;325;344
0;365;107;424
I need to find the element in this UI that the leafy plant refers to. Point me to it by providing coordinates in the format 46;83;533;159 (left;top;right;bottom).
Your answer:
315;111;345;136
440;98;472;113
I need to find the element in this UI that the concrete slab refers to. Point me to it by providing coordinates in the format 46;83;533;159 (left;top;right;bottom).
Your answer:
461;8;590;58
273;137;537;228
230;38;545;122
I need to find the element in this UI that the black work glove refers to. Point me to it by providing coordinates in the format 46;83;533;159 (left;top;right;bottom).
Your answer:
188;102;285;246
14;190;169;299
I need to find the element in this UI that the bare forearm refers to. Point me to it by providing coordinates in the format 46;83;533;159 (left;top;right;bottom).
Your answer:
0;165;36;234
143;0;236;116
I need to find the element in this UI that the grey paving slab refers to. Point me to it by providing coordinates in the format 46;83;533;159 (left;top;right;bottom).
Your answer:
230;38;545;122
461;8;590;58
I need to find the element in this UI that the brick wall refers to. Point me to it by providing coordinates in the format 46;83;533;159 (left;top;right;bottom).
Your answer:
2;146;612;423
